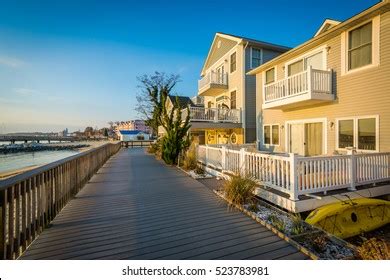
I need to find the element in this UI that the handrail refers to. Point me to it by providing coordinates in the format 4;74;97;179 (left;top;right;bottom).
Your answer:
0;142;121;259
0;142;120;190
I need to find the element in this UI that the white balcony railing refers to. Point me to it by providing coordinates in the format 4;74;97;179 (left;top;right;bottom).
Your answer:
182;107;241;123
198;71;228;91
197;145;390;201
263;67;333;109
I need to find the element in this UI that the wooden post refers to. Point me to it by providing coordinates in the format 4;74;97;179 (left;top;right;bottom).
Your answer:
347;148;357;191
289;153;299;201
0;189;7;260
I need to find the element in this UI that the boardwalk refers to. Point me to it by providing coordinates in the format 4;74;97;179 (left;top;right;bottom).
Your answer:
20;148;308;260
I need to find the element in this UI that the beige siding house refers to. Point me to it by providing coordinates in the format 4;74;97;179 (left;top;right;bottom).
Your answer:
249;0;390;156
188;32;290;145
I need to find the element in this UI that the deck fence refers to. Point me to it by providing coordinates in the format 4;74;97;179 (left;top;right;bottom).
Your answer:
197;145;390;201
0;142;121;259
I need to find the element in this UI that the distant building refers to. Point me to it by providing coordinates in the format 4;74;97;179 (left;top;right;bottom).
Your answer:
114;120;150;139
118;130;150;141
57;128;69;137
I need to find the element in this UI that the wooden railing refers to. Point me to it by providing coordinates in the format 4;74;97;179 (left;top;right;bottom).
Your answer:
197;145;390;201
121;140;155;148
182;107;242;123
0;142;121;259
264;67;332;104
198;71;228;90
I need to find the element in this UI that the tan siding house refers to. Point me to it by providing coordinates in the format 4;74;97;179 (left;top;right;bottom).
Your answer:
191;32;290;145
250;1;390;156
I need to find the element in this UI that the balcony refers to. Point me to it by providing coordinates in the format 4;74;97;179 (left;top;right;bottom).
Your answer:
182;107;242;129
198;72;228;96
263;67;335;110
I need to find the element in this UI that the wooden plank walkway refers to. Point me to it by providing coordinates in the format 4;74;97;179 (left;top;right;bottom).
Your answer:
20;148;308;260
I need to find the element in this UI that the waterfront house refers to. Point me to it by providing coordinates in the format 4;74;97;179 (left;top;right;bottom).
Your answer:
185;32;290;145
197;1;390;212
248;0;390;156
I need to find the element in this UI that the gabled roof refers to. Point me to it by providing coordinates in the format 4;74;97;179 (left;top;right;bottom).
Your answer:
168;95;194;108
200;32;291;76
314;19;341;37
248;0;390;75
119;130;147;135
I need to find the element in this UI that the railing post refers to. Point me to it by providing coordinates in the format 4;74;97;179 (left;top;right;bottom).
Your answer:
289;153;299;201
221;146;226;172
0;189;6;260
239;148;246;176
308;66;313;97
214;108;218;122
347;148;357;191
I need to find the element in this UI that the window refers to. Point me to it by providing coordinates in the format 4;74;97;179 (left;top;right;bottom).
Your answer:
286;48;325;76
264;126;271;145
251;48;262;68
358;118;376;150
230;91;236;109
337;116;378;151
263;124;279;145
272;125;279;145
230;52;236;73
348;22;372;70
338;119;354;148
265;68;275;84
288;60;304;76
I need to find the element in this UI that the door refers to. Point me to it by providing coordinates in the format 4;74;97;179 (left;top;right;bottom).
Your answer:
216;64;225;84
305;122;323;156
289;122;324;156
289;124;305;155
305;52;324;70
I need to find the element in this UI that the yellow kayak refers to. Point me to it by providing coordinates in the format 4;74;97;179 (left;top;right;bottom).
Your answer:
305;198;390;239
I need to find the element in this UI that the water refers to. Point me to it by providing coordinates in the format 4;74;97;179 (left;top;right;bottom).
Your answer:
0;150;80;174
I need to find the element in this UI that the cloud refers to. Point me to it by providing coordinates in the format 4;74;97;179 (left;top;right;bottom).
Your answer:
13;88;40;96
0;56;26;68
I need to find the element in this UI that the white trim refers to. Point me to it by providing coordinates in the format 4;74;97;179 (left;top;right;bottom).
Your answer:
283;45;328;78
335;115;379;153
262;123;280;146
285;118;328;156
314;19;341;37
341;15;380;76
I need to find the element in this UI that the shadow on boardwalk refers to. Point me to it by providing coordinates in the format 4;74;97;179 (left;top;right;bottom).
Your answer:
20;148;308;260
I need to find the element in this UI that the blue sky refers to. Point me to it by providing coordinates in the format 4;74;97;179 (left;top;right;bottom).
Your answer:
0;0;379;133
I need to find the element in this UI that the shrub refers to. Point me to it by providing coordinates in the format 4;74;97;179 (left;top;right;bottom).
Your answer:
247;200;259;212
290;213;305;236
182;143;198;171
358;238;390;260
267;213;286;233
224;174;257;206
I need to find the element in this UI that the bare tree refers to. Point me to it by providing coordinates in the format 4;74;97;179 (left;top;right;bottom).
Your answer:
135;72;180;136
